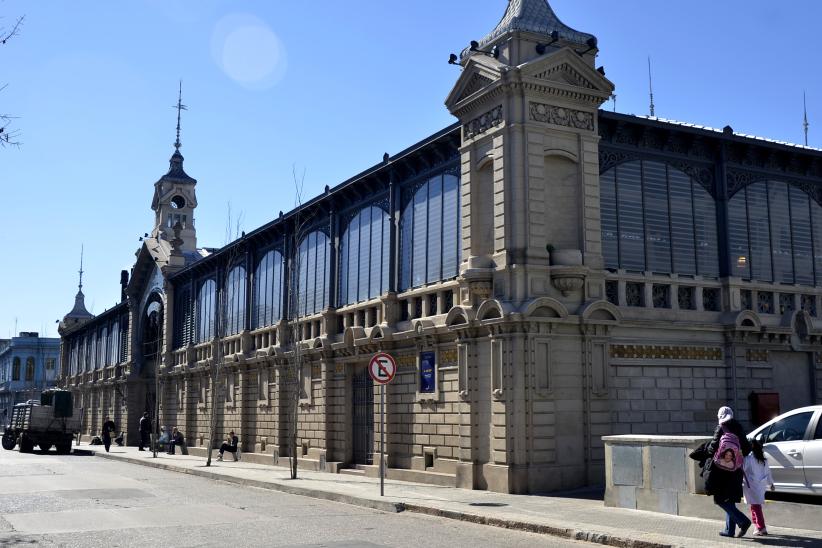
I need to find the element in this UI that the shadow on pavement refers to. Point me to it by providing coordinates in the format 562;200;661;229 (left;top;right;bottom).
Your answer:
751;534;822;547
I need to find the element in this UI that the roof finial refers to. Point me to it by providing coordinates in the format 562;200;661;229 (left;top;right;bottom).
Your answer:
173;80;187;152
78;244;84;293
804;91;810;147
648;56;655;118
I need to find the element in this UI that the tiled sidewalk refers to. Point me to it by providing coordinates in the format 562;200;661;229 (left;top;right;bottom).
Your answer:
86;446;822;548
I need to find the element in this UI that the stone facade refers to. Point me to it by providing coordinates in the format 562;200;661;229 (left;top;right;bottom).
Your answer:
58;0;822;494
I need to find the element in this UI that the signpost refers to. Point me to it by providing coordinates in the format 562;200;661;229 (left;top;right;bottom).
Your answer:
368;352;396;497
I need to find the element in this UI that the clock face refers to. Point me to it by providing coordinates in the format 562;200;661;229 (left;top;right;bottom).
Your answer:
171;195;186;209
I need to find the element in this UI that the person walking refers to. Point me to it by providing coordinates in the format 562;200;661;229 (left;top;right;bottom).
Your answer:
743;439;775;536
101;416;116;453
138;412;151;451
706;406;752;538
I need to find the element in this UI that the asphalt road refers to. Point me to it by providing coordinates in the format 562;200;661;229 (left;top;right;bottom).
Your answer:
0;448;588;548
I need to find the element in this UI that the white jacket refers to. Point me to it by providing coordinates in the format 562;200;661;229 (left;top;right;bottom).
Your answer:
742;454;773;505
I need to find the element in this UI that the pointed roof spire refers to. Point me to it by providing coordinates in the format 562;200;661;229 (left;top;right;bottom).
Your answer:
160;82;195;183
804;91;810;147
65;245;92;320
474;0;595;52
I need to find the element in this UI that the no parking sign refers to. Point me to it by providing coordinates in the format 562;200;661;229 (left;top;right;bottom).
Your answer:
368;352;396;385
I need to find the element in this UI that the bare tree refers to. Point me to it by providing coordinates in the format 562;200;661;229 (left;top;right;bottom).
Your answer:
281;166;314;479
204;214;245;467
1;15;24;148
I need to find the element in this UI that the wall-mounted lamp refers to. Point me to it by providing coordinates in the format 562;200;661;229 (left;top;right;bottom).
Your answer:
470;40;500;59
737;256;748;267
535;31;560;55
575;37;598;57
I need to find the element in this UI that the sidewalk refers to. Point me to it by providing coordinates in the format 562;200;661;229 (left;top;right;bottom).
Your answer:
84;445;822;548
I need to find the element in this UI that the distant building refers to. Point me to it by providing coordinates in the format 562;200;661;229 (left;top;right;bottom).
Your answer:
0;332;61;417
59;0;822;494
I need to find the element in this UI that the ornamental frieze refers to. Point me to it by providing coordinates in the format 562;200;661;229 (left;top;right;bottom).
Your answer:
746;349;769;362
463;105;503;140
529;102;594;131
440;348;458;366
609;344;722;361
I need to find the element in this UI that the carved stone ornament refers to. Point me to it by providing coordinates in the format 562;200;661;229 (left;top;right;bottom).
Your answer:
529;102;594;131
468;281;493;300
549;265;585;296
463;105;503;140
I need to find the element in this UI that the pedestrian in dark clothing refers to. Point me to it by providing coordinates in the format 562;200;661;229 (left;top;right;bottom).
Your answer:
217;431;238;461
706;406;752;538
101;416;116;453
167;427;185;455
139;412;150;451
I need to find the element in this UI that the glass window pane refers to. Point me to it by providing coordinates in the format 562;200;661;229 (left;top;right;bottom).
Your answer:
692;183;719;277
812;200;822;286
412;183;429;287
768;181;794;283
747;182;773;282
789;186;814;286
427;176;443;284
643;162;671;273
600;168;619;269
369;207;387;299
727;190;750;278
617;162;645;270
766;412;813;443
400;202;413;292
668;169;696;275
358;208;370;302
442;174;460;279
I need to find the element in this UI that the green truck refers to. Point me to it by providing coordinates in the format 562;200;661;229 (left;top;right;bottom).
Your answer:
2;389;81;454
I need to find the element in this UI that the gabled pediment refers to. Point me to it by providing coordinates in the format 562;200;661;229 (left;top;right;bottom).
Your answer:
127;239;170;299
445;57;503;111
520;47;614;96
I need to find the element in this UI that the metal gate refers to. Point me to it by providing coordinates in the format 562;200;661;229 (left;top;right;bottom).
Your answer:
352;367;374;465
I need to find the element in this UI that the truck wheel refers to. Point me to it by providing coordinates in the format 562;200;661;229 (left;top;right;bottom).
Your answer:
1;434;15;450
19;436;34;453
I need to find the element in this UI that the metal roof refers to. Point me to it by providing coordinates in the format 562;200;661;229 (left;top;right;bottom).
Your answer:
475;0;595;50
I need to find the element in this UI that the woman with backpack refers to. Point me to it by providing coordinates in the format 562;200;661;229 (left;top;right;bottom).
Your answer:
706;406;753;538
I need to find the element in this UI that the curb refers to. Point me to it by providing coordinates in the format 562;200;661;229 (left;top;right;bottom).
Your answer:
92;452;404;514
92;451;674;548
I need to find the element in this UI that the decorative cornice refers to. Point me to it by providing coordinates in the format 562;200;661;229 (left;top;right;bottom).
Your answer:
610;344;722;361
529;102;593;131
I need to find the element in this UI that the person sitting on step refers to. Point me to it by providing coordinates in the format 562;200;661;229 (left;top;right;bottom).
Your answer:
217;431;238;461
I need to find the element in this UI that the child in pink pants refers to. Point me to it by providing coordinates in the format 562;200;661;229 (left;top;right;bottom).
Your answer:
743;439;774;535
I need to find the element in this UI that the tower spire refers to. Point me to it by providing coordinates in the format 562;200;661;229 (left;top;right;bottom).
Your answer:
173;80;187;152
648;56;655;118
78;244;84;293
804;91;810;147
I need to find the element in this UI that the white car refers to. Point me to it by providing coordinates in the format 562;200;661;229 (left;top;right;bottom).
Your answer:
749;405;822;495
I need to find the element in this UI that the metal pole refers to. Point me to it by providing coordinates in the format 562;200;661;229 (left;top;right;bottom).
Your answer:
380;382;385;497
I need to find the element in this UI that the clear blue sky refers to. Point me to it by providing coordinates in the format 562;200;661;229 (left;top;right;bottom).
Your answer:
1;1;820;339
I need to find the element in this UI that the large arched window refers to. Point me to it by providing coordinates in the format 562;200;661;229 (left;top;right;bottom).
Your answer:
12;357;20;381
253;249;284;328
339;206;390;306
110;321;120;365
296;231;330;317
25;357;35;381
399;172;460;291
728;181;822;285
196;279;217;342
600;160;719;276
225;265;247;336
100;327;109;367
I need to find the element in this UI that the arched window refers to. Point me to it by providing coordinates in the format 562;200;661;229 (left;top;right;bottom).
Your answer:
728;181;822;285
100;327;109;367
253;249;284;328
399;172;460;291
12;357;20;381
296;231;330;317
225;265;247;336
196;279;217;342
339;206;390;306
600;160;719;276
25;357;35;381
110;321;120;365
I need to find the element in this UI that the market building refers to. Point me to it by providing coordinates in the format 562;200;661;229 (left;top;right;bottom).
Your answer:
59;0;822;494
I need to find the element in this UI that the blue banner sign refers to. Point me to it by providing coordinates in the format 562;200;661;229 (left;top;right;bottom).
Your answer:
420;351;436;393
